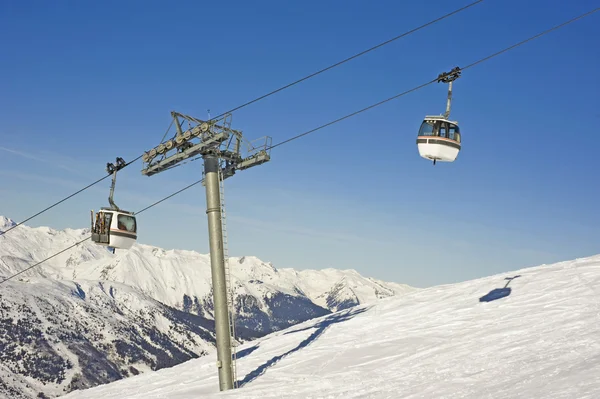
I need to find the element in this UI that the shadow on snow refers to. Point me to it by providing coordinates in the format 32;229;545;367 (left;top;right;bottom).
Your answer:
237;305;370;387
234;344;260;360
479;275;521;303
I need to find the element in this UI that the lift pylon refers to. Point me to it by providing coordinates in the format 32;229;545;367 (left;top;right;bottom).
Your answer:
140;111;271;391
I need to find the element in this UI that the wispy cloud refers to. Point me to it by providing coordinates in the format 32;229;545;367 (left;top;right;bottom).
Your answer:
0;169;123;205
164;202;397;245
0;146;42;162
0;170;91;190
509;247;557;261
229;214;378;244
0;146;91;176
162;203;205;215
155;203;366;243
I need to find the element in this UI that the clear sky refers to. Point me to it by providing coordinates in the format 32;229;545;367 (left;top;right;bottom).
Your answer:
1;0;599;288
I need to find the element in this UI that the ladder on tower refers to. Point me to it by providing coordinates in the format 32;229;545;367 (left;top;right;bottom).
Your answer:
218;160;238;388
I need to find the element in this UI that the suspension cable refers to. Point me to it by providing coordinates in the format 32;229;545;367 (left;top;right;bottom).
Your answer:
0;156;142;236
1;6;597;284
0;1;484;236
0;179;202;285
268;6;600;149
209;0;486;121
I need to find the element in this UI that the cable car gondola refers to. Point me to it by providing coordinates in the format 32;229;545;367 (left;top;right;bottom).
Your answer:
417;116;461;164
417;67;462;165
91;157;137;251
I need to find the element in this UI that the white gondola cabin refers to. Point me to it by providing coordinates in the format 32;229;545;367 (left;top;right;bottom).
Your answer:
90;157;137;251
416;115;461;164
417;66;463;165
91;209;137;250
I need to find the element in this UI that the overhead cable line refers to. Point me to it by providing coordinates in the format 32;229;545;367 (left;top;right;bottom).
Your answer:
1;1;484;236
1;6;597;285
459;6;599;70
209;0;486;120
0;156;142;237
0;181;201;285
268;6;600;149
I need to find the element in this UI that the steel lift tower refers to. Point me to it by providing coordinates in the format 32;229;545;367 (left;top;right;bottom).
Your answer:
140;111;271;391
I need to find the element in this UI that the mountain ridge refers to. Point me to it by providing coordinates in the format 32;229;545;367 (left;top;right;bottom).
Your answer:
0;215;415;398
0;215;415;317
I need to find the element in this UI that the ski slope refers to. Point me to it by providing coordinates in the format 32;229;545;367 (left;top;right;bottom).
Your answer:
61;253;600;398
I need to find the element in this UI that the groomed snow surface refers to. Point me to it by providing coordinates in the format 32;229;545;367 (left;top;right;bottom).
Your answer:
61;254;600;398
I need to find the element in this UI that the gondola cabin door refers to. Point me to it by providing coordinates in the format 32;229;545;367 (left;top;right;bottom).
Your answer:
91;210;112;246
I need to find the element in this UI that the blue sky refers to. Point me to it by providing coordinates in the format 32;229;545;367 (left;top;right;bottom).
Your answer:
1;0;599;288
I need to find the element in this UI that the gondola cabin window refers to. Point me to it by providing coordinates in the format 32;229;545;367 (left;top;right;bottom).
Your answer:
104;212;112;231
448;124;461;142
418;120;435;137
439;122;447;138
94;212;112;235
117;214;136;232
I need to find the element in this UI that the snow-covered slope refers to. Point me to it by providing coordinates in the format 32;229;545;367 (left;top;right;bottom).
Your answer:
61;253;600;398
0;277;217;399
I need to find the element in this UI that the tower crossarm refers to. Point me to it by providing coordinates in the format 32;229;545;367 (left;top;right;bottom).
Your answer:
141;111;272;179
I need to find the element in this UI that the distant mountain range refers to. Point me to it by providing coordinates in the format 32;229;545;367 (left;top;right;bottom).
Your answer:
0;215;416;398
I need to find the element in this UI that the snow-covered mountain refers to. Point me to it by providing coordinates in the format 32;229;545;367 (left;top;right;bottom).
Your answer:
61;253;600;398
0;215;415;398
0;216;414;332
0;278;218;399
69;247;413;327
